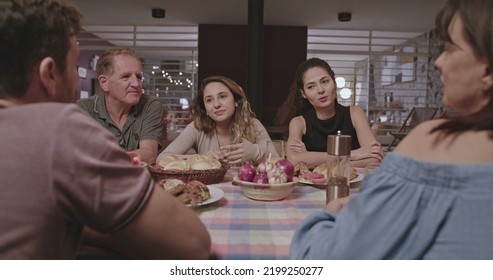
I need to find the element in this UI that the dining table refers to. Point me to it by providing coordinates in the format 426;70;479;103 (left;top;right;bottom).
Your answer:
194;169;364;260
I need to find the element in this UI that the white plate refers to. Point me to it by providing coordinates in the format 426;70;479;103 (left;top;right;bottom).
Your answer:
187;185;224;207
299;173;364;186
351;173;364;183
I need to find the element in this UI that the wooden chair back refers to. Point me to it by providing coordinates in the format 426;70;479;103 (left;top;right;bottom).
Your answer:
404;107;438;133
387;107;438;150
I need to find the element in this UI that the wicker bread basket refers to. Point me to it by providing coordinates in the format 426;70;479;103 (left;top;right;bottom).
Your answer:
149;162;229;185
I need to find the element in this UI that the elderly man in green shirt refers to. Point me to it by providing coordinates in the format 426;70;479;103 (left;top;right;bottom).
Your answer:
78;48;163;164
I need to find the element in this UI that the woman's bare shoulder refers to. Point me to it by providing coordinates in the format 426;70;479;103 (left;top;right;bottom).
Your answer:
395;119;445;150
349;104;365;115
395;119;444;155
409;119;446;136
289;115;304;126
396;119;493;163
288;116;306;137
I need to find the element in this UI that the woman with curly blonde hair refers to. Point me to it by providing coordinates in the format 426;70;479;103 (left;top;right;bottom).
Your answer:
158;76;276;165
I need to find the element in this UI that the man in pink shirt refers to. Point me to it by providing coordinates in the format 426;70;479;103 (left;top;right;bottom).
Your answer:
0;0;210;259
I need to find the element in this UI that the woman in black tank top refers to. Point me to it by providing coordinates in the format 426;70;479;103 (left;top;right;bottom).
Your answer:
282;58;384;168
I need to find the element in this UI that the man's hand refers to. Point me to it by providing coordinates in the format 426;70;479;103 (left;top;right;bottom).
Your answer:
127;151;142;166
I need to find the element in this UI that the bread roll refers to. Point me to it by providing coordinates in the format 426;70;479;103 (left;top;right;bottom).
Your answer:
186;154;207;165
160;159;190;170
157;154;181;167
190;158;214;170
187;154;221;170
204;156;221;169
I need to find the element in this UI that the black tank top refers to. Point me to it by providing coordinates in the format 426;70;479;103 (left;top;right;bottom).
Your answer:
302;103;360;152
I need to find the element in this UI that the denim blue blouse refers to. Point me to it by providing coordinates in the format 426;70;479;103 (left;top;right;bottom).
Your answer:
290;152;493;259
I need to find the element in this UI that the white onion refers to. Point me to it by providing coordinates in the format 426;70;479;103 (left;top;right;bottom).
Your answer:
257;161;275;174
276;159;294;181
267;166;288;184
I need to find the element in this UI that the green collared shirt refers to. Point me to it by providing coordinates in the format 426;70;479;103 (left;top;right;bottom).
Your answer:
77;93;164;151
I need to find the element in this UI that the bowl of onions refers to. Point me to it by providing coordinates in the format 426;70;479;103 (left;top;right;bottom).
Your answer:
233;159;298;201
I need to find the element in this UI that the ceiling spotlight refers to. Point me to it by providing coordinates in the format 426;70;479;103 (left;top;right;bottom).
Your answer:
335;77;346;88
152;8;165;19
340;88;352;99
338;12;352;22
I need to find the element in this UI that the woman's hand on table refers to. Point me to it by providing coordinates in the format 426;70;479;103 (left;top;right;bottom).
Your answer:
351;141;384;161
325;196;352;213
288;139;307;153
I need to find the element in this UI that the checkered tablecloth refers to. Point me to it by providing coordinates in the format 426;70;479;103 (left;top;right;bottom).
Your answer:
195;179;326;260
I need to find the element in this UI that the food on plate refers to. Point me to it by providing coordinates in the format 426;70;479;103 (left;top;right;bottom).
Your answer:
300;171;326;184
294;161;310;177
176;180;211;206
349;167;358;181
159;179;211;206
300;172;325;181
312;162;358;181
312;162;327;175
158;178;186;195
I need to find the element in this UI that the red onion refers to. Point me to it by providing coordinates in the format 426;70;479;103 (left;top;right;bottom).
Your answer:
238;162;256;182
252;172;269;184
276;159;294;181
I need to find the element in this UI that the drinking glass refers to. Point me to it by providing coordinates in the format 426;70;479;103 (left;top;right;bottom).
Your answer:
270;140;286;159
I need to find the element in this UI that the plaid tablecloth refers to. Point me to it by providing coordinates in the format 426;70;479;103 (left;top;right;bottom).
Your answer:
195;178;326;260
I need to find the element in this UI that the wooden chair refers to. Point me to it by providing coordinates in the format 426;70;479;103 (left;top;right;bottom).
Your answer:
388;107;438;150
439;109;460;118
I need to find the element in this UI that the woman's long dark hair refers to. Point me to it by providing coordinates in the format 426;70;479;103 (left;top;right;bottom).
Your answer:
276;58;336;126
431;0;493;137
